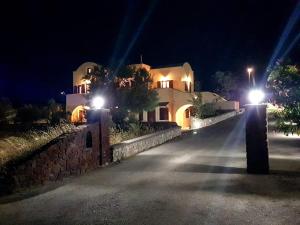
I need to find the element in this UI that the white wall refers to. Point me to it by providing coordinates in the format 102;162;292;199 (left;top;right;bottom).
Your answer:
66;94;88;113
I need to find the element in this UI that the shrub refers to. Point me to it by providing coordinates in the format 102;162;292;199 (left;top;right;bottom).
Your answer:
200;103;217;118
274;105;300;135
15;104;44;124
0;98;16;125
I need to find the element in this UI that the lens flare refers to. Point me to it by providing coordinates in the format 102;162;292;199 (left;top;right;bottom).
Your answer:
248;89;265;104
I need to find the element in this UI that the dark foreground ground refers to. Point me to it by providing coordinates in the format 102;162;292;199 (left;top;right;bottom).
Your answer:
0;115;299;225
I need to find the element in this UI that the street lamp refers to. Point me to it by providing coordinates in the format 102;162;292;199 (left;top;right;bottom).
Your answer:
247;67;253;87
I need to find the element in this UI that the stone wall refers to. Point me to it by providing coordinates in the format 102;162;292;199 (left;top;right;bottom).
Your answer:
1;123;107;194
191;109;244;129
112;127;181;162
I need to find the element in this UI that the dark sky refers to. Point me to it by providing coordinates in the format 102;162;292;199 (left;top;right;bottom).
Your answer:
0;0;299;104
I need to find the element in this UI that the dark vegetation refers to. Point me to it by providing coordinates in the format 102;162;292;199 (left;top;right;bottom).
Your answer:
267;64;300;135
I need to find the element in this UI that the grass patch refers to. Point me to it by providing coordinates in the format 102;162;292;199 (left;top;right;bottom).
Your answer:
0;123;76;169
109;123;154;145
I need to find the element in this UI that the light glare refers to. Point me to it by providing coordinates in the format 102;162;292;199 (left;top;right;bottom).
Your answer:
92;96;105;109
248;89;265;104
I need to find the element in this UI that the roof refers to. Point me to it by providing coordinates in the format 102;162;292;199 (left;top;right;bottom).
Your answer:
151;63;185;69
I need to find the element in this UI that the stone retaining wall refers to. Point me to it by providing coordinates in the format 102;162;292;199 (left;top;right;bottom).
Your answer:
191;109;244;129
112;127;181;162
0;123;105;194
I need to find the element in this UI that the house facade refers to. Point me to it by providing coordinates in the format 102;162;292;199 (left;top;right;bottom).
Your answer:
66;62;239;128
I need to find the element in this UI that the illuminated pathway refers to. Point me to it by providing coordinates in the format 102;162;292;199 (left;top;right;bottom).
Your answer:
0;115;299;225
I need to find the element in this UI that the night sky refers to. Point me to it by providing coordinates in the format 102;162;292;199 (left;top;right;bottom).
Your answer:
0;0;299;104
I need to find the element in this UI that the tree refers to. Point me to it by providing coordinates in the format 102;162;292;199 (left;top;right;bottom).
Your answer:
267;65;300;106
267;64;300;135
47;99;65;125
83;64;159;125
0;98;15;125
15;104;43;124
212;71;239;100
190;92;217;119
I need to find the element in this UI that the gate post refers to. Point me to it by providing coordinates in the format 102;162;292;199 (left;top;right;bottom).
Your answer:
245;104;269;174
87;109;111;165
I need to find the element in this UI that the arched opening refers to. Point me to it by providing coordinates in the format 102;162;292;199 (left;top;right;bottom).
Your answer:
71;105;87;124
86;131;93;148
175;104;193;129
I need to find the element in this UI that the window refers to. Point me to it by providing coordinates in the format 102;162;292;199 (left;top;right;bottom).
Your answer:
86;131;93;148
159;107;169;120
81;84;86;93
73;86;78;94
161;81;169;88
87;68;92;74
147;110;156;122
185;108;190;118
184;82;192;92
139;112;144;121
157;80;173;89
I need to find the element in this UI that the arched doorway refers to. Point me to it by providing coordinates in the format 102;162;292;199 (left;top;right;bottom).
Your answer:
175;104;193;129
71;105;87;124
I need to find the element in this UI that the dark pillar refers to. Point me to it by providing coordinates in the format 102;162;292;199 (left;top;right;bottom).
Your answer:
87;109;111;165
245;104;269;174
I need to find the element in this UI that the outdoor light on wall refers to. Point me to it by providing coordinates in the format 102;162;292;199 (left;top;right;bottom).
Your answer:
161;75;169;81
248;89;265;104
182;75;191;82
92;96;105;109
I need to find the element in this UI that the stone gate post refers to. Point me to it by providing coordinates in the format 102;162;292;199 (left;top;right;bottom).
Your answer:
87;109;111;165
245;104;269;174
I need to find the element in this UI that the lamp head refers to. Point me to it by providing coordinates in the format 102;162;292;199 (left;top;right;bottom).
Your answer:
248;89;265;104
247;67;253;73
91;96;105;109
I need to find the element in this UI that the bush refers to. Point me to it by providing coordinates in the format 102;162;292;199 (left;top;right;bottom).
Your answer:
274;105;300;135
0;98;16;125
15;105;44;124
200;103;217;119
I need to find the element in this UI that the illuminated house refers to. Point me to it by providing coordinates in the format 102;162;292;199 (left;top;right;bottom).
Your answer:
66;62;239;128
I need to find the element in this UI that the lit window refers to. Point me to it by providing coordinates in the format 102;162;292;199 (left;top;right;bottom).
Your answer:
87;68;92;74
161;81;169;88
157;80;173;89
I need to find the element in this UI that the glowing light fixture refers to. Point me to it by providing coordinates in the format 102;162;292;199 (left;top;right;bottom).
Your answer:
182;75;191;82
248;89;265;104
161;75;169;81
247;67;253;74
92;96;105;109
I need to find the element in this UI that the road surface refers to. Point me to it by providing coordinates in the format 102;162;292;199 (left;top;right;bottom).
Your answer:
0;115;299;225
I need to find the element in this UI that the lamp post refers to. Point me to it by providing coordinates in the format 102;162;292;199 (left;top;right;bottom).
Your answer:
245;89;269;174
247;67;253;88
